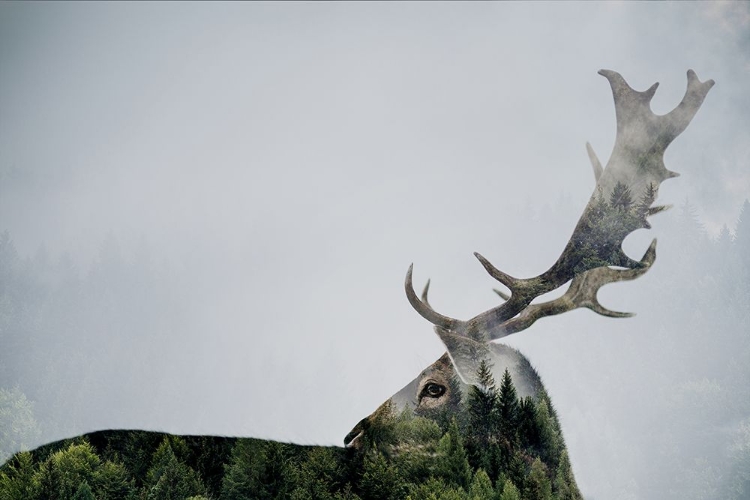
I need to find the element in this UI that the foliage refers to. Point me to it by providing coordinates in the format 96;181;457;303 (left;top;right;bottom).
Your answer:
145;438;206;500
0;365;583;499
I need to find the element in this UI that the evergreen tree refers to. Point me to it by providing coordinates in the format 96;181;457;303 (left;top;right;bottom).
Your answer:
220;440;264;500
71;481;95;500
289;447;347;500
34;442;100;500
93;460;135;500
610;182;634;212
638;182;657;213
517;396;539;449
187;436;235;498
498;479;521;500
407;477;467;500
497;369;520;444
0;451;39;500
468;360;499;445
553;450;580;500
145;439;205;500
358;451;403;500
535;397;562;466
436;418;472;491
526;458;552;500
468;469;493;500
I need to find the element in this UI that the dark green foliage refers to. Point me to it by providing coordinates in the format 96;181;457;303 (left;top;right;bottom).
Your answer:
358;452;403;500
498;478;521;500
0;452;38;500
36;441;101;500
71;481;95;500
289;447;348;500
1;377;581;499
553;450;580;500
468;468;494;499
517;396;540;449
221;439;295;500
145;438;206;500
526;458;552;500
468;360;498;446
436;419;472;490
535;396;563;466
93;460;135;500
498;369;520;445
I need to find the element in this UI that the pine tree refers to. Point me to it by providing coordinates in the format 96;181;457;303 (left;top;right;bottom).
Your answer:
535;397;562;466
610;182;634;212
93;460;135;500
35;442;100;500
553;450;581;500
517;396;539;449
498;479;521;500
0;451;39;500
358;451;403;500
497;369;520;444
437;418;473;491
407;477;466;500
146;439;205;500
289;447;347;500
468;360;498;444
71;481;95;500
526;458;552;500
638;182;657;212
221;440;265;500
468;469;493;499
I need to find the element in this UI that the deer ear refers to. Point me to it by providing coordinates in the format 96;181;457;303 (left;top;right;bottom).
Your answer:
433;327;490;386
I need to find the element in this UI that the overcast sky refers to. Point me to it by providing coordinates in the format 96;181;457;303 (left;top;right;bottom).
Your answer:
1;2;749;498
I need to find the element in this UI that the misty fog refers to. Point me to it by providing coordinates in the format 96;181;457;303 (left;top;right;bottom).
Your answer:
1;2;749;498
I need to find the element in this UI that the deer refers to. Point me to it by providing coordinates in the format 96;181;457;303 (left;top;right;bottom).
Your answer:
344;68;714;470
0;69;713;499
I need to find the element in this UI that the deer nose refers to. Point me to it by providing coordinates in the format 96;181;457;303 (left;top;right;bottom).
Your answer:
344;417;368;449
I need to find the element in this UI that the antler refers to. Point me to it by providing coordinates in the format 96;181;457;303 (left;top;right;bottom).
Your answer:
406;69;714;343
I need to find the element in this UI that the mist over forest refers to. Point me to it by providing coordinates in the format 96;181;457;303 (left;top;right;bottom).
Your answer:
1;2;749;499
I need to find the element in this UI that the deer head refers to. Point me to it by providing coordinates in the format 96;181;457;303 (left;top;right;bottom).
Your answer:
344;69;714;451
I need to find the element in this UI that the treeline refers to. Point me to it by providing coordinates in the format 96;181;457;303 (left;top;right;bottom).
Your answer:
1;367;578;500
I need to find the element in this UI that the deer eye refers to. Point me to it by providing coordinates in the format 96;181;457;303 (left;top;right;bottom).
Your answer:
421;382;446;399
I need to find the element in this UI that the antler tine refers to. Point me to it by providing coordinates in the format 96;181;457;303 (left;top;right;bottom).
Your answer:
404;265;459;331
421;279;431;306
489;239;657;339
662;70;716;142
474;252;518;290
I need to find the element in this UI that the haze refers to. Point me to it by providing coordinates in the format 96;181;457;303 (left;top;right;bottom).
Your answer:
1;3;748;498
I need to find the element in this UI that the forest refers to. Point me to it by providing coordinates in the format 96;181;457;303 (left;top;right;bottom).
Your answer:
0;363;577;500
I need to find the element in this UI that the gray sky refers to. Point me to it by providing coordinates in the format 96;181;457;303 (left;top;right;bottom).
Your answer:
1;2;749;498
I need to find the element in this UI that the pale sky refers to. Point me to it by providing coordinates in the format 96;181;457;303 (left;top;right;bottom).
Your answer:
1;3;748;498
